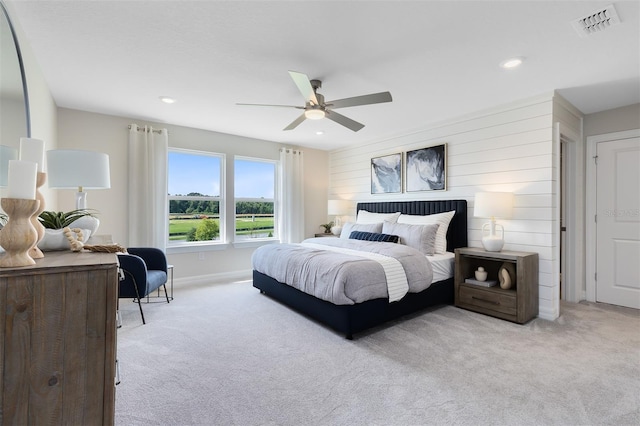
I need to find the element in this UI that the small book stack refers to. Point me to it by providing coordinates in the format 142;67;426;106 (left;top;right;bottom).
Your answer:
464;278;497;287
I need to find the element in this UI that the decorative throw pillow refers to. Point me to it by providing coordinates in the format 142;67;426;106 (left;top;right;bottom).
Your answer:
340;222;383;239
382;222;439;255
355;210;401;225
349;231;399;243
397;210;455;254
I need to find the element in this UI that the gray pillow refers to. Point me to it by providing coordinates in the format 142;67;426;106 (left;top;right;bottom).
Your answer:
340;222;383;239
382;222;439;255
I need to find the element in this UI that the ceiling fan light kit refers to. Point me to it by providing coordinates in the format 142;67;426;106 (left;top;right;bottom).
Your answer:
238;70;392;132
304;108;325;120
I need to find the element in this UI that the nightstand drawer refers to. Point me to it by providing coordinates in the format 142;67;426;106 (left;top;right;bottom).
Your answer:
458;285;516;316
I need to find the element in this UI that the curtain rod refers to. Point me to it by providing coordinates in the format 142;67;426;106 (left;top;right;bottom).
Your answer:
128;124;166;135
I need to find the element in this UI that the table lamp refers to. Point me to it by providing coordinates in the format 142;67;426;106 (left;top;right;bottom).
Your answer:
474;192;514;252
46;149;111;235
328;199;350;235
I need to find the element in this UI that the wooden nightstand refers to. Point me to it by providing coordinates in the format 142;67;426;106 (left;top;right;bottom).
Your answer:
454;247;538;324
314;233;338;237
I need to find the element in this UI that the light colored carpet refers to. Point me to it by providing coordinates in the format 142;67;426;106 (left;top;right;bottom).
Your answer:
115;280;640;426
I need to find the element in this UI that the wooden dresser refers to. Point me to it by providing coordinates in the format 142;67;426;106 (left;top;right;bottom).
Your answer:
0;251;118;425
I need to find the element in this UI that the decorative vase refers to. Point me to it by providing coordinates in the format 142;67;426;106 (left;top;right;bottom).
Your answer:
475;267;487;281
498;262;517;290
38;228;91;251
70;215;100;236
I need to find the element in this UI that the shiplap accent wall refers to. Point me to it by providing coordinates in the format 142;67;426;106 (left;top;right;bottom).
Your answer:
329;93;562;320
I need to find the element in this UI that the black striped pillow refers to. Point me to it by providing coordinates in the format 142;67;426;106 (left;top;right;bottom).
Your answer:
349;231;399;243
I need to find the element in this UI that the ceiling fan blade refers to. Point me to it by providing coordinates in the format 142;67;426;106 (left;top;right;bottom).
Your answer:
236;103;303;109
327;91;392;109
325;110;365;132
288;70;319;105
283;113;307;131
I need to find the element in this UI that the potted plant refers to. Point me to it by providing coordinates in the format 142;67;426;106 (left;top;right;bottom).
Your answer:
38;209;97;251
319;221;334;234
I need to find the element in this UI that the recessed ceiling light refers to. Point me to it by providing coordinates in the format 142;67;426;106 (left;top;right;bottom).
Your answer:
500;57;525;69
316;131;324;135
159;96;176;104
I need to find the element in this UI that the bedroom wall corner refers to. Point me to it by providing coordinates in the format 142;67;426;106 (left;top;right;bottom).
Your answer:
302;147;329;239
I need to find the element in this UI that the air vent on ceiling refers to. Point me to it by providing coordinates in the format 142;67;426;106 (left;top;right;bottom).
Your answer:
572;4;621;37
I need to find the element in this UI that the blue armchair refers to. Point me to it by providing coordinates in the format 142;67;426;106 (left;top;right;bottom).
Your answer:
118;247;170;324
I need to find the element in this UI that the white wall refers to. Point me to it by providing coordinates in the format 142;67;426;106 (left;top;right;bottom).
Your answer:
329;93;561;320
57;108;329;283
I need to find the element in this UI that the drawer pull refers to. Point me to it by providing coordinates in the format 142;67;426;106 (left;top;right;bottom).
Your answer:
471;296;500;305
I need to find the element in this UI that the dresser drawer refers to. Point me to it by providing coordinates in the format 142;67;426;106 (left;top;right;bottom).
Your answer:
458;285;517;316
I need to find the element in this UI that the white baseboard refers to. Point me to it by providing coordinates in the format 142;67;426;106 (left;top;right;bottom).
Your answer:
538;304;560;321
173;269;253;288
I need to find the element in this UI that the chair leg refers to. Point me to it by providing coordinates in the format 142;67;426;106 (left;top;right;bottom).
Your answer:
163;283;170;303
124;271;147;325
136;298;146;325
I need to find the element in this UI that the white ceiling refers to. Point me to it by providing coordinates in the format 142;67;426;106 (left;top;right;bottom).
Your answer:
7;0;640;151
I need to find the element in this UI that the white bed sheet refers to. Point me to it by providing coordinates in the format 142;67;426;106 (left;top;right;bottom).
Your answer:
428;252;455;283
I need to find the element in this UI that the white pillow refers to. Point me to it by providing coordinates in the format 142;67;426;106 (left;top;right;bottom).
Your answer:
339;222;383;239
397;210;455;254
356;210;401;225
382;222;439;255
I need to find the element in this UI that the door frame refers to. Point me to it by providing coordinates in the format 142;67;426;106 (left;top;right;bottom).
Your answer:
585;129;640;302
555;122;583;304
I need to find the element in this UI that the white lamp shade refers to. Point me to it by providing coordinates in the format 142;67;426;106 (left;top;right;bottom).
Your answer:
46;150;111;190
0;145;18;187
474;192;514;219
328;199;350;216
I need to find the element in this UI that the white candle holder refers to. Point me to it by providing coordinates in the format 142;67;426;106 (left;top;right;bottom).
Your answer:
0;198;40;267
29;172;46;259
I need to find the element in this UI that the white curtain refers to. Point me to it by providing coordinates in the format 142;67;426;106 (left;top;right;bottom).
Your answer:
279;148;305;243
128;124;168;249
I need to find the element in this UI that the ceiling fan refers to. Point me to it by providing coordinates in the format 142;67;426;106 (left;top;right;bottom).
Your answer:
237;71;392;132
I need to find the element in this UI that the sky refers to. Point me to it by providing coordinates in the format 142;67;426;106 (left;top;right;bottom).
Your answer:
168;152;274;198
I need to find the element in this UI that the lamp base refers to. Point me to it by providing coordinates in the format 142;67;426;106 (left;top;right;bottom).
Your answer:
481;220;505;252
481;235;504;252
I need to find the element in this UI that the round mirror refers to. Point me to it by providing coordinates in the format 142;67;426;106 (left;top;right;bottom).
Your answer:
0;1;30;146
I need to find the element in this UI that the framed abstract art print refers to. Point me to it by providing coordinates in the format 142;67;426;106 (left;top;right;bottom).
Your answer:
371;153;402;194
405;143;446;192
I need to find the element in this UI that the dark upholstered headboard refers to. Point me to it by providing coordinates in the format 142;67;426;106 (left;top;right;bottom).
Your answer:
356;200;468;252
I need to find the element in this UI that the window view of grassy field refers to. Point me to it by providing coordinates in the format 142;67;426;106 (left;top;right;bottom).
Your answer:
169;214;274;241
168;151;276;243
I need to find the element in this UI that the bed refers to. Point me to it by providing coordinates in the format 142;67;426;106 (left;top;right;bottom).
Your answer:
252;200;468;339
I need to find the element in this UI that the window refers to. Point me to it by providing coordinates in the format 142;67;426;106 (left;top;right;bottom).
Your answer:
234;157;277;241
168;150;224;245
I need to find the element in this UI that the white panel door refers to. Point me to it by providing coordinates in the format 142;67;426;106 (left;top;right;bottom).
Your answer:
596;137;640;309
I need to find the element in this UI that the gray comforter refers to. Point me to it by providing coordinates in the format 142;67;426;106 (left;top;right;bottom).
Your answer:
251;237;433;305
